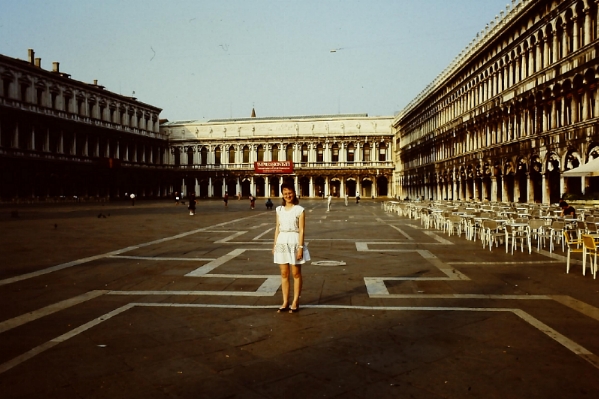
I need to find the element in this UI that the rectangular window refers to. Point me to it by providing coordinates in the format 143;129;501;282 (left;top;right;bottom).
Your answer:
20;84;28;102
1;80;9;98
379;147;386;162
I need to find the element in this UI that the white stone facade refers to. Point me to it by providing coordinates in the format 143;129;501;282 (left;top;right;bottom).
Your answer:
161;114;394;199
394;0;599;203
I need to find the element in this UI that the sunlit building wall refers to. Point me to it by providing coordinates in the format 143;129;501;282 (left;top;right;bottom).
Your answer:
394;0;599;203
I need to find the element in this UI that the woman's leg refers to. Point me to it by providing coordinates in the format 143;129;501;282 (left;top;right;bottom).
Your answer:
290;265;302;309
279;264;290;308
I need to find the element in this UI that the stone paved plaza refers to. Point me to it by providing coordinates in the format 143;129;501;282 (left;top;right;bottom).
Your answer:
1;198;599;398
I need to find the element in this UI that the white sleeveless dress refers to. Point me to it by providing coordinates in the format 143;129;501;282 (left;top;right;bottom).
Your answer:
274;205;310;265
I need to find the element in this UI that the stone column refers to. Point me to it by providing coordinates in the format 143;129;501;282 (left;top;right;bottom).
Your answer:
45;127;50;152
502;177;508;203
572;94;579;124
373;178;378;198
236;177;241;197
583;90;590;120
514;178;520;203
562;22;570;57
30;124;35;150
453;180;458;201
265;178;270;197
294;175;299;196
480;178;486;201
552;28;559;64
573;15;580;51
527;174;534;203
542;175;549;204
309;176;314;198
491;177;498;202
250;176;255;197
208;177;213;197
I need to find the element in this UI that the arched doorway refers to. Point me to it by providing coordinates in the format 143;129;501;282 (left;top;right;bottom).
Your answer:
269;177;280;197
226;179;237;197
516;159;528;202
346;178;357;197
330;178;341;197
315;177;325;198
241;179;251;197
213;179;223;198
377;176;388;197
362;178;373;197
199;179;209;198
547;154;561;203
564;151;582;196
530;157;543;203
254;177;265;197
299;177;310;198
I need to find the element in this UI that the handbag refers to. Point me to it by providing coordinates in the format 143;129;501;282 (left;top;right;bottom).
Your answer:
301;242;311;262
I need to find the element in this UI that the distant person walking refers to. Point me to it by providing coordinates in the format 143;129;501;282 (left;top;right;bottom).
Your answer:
344;192;348;207
327;194;332;212
174;192;180;205
273;183;309;313
249;194;256;209
130;193;136;206
223;191;229;207
188;193;196;216
356;191;360;204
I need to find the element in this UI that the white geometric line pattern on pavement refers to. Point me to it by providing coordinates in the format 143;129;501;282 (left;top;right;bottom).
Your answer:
0;290;109;334
422;230;454;244
375;218;414;240
2;302;598;375
356;244;470;282
0;213;265;287
109;255;216;261
184;248;270;277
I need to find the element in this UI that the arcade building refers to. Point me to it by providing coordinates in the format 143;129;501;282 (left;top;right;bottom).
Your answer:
160;114;395;199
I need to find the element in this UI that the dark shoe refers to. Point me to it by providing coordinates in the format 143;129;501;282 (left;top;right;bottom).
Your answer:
277;306;289;313
289;306;300;313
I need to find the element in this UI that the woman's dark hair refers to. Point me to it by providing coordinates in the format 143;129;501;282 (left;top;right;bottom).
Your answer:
280;183;299;205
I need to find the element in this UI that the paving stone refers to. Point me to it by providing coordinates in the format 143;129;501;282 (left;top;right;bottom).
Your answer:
2;200;599;397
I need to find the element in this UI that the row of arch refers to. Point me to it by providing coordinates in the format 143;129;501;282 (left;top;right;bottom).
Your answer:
405;64;599;171
401;143;599;203
172;141;389;166
181;174;391;199
401;0;598;142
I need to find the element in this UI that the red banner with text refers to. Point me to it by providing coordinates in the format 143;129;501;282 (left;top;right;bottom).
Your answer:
254;161;294;174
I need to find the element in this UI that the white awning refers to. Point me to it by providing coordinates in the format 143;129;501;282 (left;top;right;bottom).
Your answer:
562;157;599;177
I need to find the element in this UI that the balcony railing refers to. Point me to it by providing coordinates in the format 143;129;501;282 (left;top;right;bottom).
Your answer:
176;161;394;170
0;98;163;139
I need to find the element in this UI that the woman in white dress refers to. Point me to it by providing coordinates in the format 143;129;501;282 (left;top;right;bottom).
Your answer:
273;183;309;313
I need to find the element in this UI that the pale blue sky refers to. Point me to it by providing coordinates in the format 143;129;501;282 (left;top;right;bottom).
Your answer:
1;0;511;121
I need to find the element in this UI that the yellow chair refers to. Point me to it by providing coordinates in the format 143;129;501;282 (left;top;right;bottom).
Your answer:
581;234;598;278
564;231;583;274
